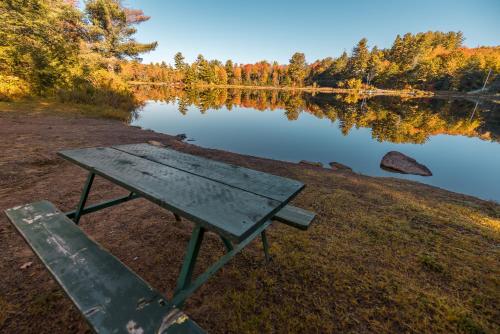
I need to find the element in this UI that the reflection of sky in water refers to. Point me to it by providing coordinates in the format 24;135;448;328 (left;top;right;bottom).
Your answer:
131;100;500;202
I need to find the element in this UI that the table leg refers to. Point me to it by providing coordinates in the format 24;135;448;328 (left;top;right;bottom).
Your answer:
171;220;272;307
73;172;95;224
173;213;182;222
220;236;233;252
174;225;205;299
261;230;271;262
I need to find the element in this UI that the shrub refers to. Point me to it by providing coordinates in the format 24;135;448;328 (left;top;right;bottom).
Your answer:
345;78;363;90
0;75;30;101
58;69;140;111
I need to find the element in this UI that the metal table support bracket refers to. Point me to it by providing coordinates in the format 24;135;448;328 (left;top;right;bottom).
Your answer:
171;220;273;307
220;236;233;252
66;172;139;223
73;172;95;224
261;230;271;262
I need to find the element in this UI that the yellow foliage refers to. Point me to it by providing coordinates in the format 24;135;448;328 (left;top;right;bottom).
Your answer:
57;69;139;111
346;78;363;90
0;75;30;101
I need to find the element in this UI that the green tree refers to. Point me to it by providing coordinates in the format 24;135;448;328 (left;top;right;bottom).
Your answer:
367;46;385;86
347;38;370;80
84;0;157;60
0;0;83;95
174;52;186;70
288;52;307;86
225;60;234;82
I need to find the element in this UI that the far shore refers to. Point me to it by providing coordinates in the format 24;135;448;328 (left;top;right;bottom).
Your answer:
127;81;499;101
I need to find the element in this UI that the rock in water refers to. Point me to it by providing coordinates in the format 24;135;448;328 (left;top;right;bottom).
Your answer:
175;133;187;141
380;151;432;176
329;162;352;172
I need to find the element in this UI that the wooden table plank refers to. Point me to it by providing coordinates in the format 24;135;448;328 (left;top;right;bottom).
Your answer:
113;143;304;202
58;147;283;242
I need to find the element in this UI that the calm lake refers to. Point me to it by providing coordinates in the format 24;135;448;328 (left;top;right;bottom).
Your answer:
130;87;500;202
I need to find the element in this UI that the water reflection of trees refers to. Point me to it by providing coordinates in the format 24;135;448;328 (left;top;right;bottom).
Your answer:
132;86;499;144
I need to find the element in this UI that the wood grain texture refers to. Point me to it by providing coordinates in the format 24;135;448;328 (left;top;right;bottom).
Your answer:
273;205;316;230
58;147;285;242
113;143;304;202
4;201;205;334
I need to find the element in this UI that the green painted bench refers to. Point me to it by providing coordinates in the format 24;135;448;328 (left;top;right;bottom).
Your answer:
273;205;315;230
4;201;205;334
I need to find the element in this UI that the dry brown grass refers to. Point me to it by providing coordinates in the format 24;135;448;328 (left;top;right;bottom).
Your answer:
0;98;133;121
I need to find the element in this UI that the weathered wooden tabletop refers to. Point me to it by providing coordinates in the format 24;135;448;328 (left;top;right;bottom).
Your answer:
58;143;304;242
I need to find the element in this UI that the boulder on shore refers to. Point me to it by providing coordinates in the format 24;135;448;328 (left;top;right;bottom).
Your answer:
329;162;352;172
299;160;323;168
380;151;432;176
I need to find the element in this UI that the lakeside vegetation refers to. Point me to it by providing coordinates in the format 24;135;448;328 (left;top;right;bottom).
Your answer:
1;0;499;114
0;0;157;111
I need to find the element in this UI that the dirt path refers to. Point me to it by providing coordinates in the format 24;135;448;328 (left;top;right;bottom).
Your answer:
0;109;498;333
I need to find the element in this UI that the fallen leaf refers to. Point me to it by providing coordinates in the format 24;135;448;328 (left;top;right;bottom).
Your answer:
20;261;33;269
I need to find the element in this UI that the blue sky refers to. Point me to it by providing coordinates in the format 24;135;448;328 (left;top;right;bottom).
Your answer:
125;0;500;65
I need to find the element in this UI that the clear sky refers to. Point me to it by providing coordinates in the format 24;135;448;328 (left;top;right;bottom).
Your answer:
125;0;500;65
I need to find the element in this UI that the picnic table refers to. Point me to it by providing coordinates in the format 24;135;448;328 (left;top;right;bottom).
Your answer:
5;143;315;333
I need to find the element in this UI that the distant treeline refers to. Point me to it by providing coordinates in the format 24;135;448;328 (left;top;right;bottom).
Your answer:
123;32;499;93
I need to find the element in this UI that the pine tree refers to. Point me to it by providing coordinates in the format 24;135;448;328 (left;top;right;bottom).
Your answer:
174;52;186;70
225;60;234;82
347;38;370;80
85;0;157;60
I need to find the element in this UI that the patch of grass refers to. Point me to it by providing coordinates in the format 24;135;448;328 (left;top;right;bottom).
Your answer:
0;295;17;328
454;314;486;334
193;171;500;333
0;98;135;121
27;290;64;317
420;254;445;273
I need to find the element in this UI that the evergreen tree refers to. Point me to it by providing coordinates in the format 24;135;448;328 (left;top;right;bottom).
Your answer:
174;52;186;70
347;38;370;80
225;60;234;82
84;0;157;60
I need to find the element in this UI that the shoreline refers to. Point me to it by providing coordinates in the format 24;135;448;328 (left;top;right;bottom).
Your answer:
127;81;499;101
2;98;498;202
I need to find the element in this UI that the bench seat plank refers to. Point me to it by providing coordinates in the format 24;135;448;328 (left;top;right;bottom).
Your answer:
58;147;284;242
5;201;204;334
113;143;304;202
273;205;316;230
